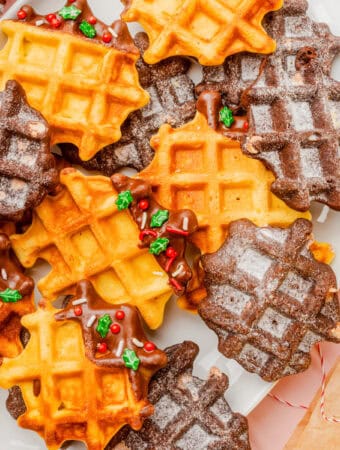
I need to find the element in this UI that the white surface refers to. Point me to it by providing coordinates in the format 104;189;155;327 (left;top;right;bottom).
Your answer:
0;1;339;449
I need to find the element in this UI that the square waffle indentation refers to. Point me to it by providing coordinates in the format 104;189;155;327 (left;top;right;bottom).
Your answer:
257;307;292;339
171;144;205;173
57;89;93;122
71;227;103;262
279;271;314;303
191;12;221;40
13;76;48;104
98;371;127;405
220;183;254;213
67;46;105;79
20;37;58;67
91;268;128;303
172;184;207;212
54;374;86;411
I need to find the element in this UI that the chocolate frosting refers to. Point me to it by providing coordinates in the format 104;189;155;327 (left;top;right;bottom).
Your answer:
55;280;167;401
16;0;138;54
196;90;249;136
111;174;198;295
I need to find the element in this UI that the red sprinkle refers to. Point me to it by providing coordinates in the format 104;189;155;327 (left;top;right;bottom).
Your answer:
88;16;97;25
17;9;27;20
74;306;83;316
243;121;249;132
139;229;157;240
138;199;149;210
102;31;113;44
68;0;76;3
165;247;177;259
97;342;108;353
110;323;121;334
144;341;156;352
169;277;183;292
51;17;62;28
165;226;189;236
46;13;56;23
115;310;125;321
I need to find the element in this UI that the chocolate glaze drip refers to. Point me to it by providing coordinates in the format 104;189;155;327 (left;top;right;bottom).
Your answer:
17;0;138;54
0;234;34;297
111;174;198;295
196;90;249;135
55;280;167;401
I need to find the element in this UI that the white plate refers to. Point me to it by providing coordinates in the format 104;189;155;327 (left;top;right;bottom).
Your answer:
0;1;339;449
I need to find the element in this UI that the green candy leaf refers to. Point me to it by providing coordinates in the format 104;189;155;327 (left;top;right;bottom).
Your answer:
150;209;169;228
219;106;235;128
122;348;140;371
149;237;169;255
96;314;112;338
116;190;133;211
79;20;96;39
58;5;82;20
0;288;22;303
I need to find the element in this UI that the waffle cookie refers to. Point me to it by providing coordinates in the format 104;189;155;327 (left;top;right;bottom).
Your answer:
0;80;57;222
138;92;310;254
0;231;35;361
0;297;167;450
122;0;283;66
0;0;149;161
10;168;173;330
198;0;340;211
199;219;340;381
61;32;196;175
108;341;250;450
111;174;198;296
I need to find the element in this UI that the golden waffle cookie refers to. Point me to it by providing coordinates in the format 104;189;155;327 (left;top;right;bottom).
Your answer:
122;0;283;65
11;168;172;329
0;11;149;161
138;111;310;254
0;302;166;450
0;232;35;361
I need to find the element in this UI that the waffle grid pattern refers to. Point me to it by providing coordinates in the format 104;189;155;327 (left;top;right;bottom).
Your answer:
0;21;149;161
140;113;309;253
122;0;282;65
0;306;149;450
199;219;340;381
10;169;172;329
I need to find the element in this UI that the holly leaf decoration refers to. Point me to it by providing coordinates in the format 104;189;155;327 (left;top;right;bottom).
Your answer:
149;237;169;255
219;106;235;128
122;348;140;371
150;210;169;228
58;5;82;20
96;314;112;338
116;190;133;211
79;21;97;39
0;288;22;303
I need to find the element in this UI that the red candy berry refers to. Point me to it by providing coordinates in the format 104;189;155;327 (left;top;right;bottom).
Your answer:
51;17;62;28
166;247;177;259
243;121;249;132
138;199;149;210
68;0;76;3
102;31;112;43
97;342;108;353
115;310;125;320
17;9;27;20
46;13;56;22
144;341;156;352
88;16;97;25
74;306;82;316
110;323;121;334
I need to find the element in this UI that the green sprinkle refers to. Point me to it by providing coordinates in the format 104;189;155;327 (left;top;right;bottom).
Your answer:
122;348;140;371
150;209;169;228
0;288;22;303
219;106;235;128
58;5;82;20
149;237;169;255
96;314;112;338
79;20;96;39
116;190;133;210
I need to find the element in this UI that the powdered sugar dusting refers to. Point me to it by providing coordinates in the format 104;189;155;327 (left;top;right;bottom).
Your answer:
176;424;219;450
237;248;273;280
279;271;314;303
152;395;181;430
251;105;273;133
300;147;323;178
257;307;292;339
289;101;314;131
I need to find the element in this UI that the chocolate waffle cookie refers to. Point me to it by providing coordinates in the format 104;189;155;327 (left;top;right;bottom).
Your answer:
61;32;196;175
198;0;340;211
108;341;250;450
199;219;340;381
0;80;57;222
